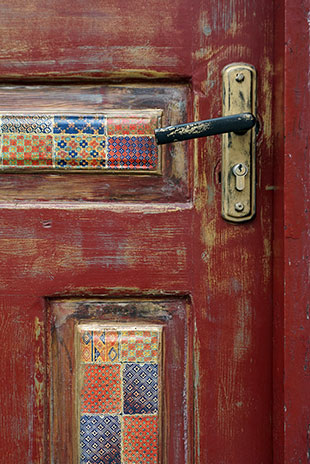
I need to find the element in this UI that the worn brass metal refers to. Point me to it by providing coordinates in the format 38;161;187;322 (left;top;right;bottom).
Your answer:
222;63;257;222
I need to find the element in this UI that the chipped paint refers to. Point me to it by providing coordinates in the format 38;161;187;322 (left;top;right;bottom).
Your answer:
34;316;45;463
34;317;44;408
193;321;201;462
233;301;253;362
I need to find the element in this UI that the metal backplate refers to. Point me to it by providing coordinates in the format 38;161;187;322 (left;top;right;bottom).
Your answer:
222;63;257;222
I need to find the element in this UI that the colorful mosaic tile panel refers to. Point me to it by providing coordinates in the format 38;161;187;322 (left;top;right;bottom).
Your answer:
121;330;159;363
123;363;158;415
54;115;106;135
106;117;158;136
1;115;53;134
78;324;161;464
80;330;119;364
54;135;107;169
80;415;121;464
81;364;122;414
2;134;53;167
122;416;158;464
0;113;161;172
107;136;157;170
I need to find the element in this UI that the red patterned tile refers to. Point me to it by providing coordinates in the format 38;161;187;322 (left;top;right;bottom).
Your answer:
122;416;158;464
107;136;158;170
107;116;158;136
2;134;53;167
81;364;121;414
121;330;159;362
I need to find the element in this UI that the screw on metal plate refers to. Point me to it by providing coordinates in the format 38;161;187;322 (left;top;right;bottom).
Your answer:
234;202;244;212
235;72;245;82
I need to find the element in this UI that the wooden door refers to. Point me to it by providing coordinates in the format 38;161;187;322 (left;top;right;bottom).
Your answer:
0;1;276;463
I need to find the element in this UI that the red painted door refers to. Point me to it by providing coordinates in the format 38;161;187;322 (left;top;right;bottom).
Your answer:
0;1;276;463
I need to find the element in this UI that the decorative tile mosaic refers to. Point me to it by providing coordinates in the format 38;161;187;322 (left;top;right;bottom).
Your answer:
1;115;53;134
54;115;106;135
80;414;121;464
78;324;162;464
54;135;106;169
121;330;159;363
106;117;158;136
80;330;119;364
123;363;158;415
81;364;122;414
122;416;158;464
0;112;161;172
107;136;157;170
2;134;53;168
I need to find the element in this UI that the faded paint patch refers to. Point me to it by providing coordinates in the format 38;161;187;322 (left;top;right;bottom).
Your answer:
233;301;253;362
231;277;242;294
193;321;201;462
34;316;45;463
260;57;273;144
199;3;250;40
34;317;44;407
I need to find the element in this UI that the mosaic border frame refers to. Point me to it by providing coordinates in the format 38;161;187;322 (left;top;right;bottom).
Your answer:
0;110;163;175
76;322;163;464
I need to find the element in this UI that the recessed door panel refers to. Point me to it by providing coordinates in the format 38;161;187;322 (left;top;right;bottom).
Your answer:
0;85;190;202
49;298;192;464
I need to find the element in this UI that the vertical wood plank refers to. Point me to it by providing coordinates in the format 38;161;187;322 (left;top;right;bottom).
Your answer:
282;0;310;461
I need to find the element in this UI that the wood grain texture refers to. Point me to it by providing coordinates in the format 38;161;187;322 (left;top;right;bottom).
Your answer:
0;0;193;79
281;0;310;461
0;0;276;463
191;0;274;461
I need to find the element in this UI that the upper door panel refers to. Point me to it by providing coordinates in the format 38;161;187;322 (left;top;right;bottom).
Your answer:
0;84;190;202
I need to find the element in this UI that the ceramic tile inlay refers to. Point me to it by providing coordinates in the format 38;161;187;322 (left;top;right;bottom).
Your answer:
80;414;121;464
77;323;162;464
2;134;53;168
121;330;159;363
81;364;122;414
80;330;119;364
123;363;158;414
0;111;162;172
107;136;157;170
54;135;107;169
122;416;158;464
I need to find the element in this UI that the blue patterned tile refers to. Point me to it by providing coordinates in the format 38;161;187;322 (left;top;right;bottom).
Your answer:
80;414;121;464
123;363;158;414
1;115;53;134
54;135;106;169
54;115;106;135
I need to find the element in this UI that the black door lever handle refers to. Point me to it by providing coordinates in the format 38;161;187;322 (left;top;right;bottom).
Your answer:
154;112;256;145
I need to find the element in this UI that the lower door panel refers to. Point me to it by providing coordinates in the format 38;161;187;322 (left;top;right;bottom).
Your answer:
48;298;192;464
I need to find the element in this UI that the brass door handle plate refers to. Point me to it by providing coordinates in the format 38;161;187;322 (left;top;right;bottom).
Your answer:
222;63;257;222
154;63;257;223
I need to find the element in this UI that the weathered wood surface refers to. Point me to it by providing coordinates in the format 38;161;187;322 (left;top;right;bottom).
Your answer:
274;0;310;462
0;0;276;463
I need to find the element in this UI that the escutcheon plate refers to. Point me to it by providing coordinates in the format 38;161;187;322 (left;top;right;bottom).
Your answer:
222;63;257;222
